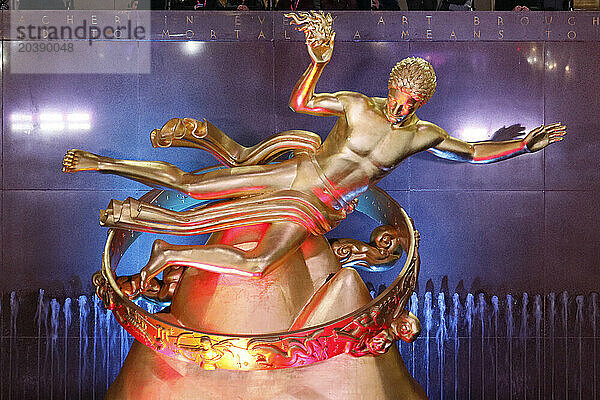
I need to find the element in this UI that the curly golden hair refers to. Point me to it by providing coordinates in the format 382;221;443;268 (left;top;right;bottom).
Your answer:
388;57;437;106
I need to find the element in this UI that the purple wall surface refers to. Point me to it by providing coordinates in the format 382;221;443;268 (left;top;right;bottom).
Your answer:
0;10;598;400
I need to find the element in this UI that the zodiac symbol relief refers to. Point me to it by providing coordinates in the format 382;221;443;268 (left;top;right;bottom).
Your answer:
63;11;564;378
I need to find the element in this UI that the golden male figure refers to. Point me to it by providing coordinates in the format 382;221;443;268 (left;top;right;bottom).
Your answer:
62;12;565;288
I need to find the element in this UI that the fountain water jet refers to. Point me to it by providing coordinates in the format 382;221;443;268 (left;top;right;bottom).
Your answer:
575;295;584;400
561;292;568;400
63;298;72;400
492;295;499;400
548;292;556;399
104;309;112;390
534;294;542;400
436;292;447;400
9;292;18;400
410;293;418;380
35;290;45;400
591;293;598;400
451;293;461;400
466;293;474;400
520;293;528;399
50;299;60;400
424;292;433;397
93;295;100;400
506;294;514;400
478;293;486;400
78;295;89;400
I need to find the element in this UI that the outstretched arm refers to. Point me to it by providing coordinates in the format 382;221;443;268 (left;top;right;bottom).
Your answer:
429;122;566;164
286;12;344;117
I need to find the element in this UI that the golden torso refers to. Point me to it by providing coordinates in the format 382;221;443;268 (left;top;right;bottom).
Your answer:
315;93;445;201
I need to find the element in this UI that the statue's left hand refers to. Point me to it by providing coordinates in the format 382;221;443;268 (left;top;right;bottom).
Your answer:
524;122;566;152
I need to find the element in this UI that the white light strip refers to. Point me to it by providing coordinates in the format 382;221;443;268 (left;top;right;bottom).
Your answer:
11;122;33;131
67;113;91;130
40;122;65;131
11;113;33;122
11;113;33;130
67;113;90;122
40;113;64;122
39;113;65;131
11;111;92;132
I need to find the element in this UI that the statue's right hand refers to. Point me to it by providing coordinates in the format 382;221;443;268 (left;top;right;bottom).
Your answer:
285;11;334;64
151;118;206;148
307;32;335;65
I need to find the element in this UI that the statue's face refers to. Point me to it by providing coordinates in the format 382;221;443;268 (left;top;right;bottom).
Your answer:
385;88;418;125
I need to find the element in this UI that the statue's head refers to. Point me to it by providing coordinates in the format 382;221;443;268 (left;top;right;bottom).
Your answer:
385;57;437;124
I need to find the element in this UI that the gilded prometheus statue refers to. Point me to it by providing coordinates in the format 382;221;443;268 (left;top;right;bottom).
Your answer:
62;11;565;399
62;12;565;283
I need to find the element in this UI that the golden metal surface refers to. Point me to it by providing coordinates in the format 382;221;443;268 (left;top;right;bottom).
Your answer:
94;186;421;370
62;11;565;388
107;341;427;400
330;225;404;271
150;118;322;167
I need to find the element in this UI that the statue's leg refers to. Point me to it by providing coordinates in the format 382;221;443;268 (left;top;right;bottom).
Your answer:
62;149;298;199
289;267;372;330
139;221;310;284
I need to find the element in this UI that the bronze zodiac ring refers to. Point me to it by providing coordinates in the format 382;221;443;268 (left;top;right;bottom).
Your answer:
93;185;421;370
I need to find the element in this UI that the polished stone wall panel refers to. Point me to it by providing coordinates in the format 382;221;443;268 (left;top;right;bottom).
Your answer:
543;41;600;191
0;11;599;400
545;191;600;293
138;41;276;147
137;40;277;173
1;190;146;294
2;52;144;190
408;190;546;294
407;41;545;191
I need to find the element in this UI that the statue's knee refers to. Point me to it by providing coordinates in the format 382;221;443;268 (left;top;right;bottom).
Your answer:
151;239;172;258
328;268;371;303
244;250;284;275
249;254;275;271
179;181;196;195
335;267;363;289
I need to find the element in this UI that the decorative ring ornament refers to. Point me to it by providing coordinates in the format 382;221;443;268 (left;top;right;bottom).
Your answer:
93;184;420;370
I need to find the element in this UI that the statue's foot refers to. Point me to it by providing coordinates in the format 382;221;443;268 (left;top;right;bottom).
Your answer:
100;199;123;226
62;149;103;173
116;273;166;301
99;198;140;226
140;239;171;289
116;274;144;299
